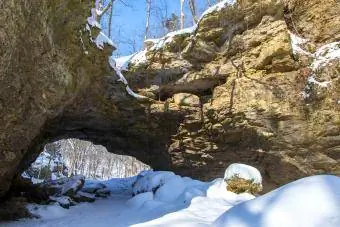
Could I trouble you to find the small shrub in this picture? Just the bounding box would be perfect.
[226,175,262,195]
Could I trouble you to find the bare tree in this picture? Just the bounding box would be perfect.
[149,0,170,37]
[108,0,117,39]
[180,0,185,29]
[145,0,152,40]
[188,0,198,24]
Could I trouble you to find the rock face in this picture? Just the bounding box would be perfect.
[0,0,339,199]
[125,0,340,190]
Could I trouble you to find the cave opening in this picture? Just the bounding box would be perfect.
[21,138,151,185]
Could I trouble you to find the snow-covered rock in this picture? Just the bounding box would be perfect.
[126,192,154,208]
[73,191,96,203]
[132,171,175,195]
[131,171,209,206]
[60,175,85,196]
[224,163,262,184]
[49,196,76,209]
[177,187,205,205]
[81,181,106,194]
[213,175,340,227]
[154,175,186,203]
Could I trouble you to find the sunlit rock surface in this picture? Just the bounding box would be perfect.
[0,0,339,200]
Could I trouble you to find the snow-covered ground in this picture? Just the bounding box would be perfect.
[213,175,340,227]
[1,166,340,227]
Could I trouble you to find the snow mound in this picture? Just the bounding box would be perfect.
[131,166,259,208]
[154,175,186,203]
[103,177,136,195]
[213,175,340,227]
[224,163,262,184]
[207,178,228,199]
[127,192,154,208]
[130,171,209,207]
[207,178,255,201]
[132,171,175,195]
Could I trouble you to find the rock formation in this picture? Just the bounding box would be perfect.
[0,0,339,200]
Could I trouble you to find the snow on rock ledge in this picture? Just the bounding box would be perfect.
[145,26,197,51]
[200,0,236,20]
[113,49,148,71]
[213,175,340,227]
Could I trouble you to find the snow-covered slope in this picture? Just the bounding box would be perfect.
[3,168,340,227]
[213,175,340,227]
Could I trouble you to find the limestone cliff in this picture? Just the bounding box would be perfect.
[0,0,339,200]
[123,0,340,189]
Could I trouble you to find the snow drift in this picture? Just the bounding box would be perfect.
[213,175,340,227]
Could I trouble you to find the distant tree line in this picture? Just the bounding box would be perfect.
[24,139,150,182]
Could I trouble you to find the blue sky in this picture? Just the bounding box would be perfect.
[101,0,215,56]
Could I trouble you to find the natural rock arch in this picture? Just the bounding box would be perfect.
[0,0,176,199]
[1,0,340,200]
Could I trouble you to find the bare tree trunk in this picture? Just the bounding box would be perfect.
[145,0,151,40]
[188,0,198,24]
[207,0,212,7]
[180,0,185,29]
[108,1,115,39]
